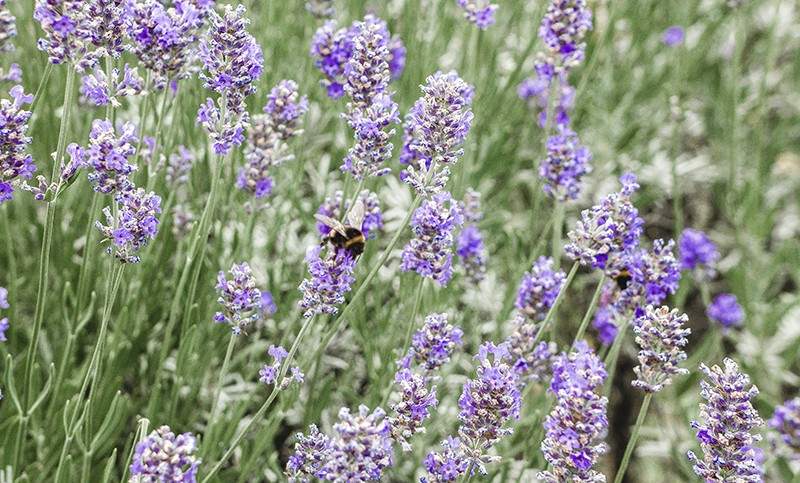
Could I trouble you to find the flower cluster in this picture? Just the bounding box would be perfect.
[316,190,383,239]
[0,0,16,52]
[68,119,138,194]
[95,188,161,263]
[566,173,643,276]
[238,80,308,200]
[130,425,200,482]
[0,86,34,204]
[679,228,719,276]
[688,359,764,481]
[166,146,194,186]
[258,345,303,389]
[515,256,565,321]
[86,0,128,59]
[389,368,438,451]
[310,16,404,99]
[456,0,498,29]
[197,5,264,155]
[398,313,464,373]
[618,238,681,312]
[287,406,394,481]
[632,305,690,393]
[213,262,263,334]
[539,341,608,482]
[518,67,575,128]
[505,313,557,386]
[127,0,207,88]
[707,293,744,329]
[0,63,21,83]
[401,192,464,286]
[401,71,474,196]
[298,245,357,318]
[34,0,95,69]
[422,437,470,482]
[536,0,593,77]
[456,189,487,284]
[457,342,521,474]
[770,397,800,457]
[0,286,8,342]
[592,285,618,345]
[540,127,592,201]
[80,64,145,107]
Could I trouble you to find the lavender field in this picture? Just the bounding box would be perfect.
[1,0,799,481]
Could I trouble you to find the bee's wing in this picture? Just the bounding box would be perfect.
[346,199,365,230]
[314,214,348,237]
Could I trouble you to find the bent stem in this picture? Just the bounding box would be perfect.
[532,261,579,346]
[572,274,605,344]
[381,276,426,407]
[613,393,652,483]
[201,314,317,482]
[603,318,631,397]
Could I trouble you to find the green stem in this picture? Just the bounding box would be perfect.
[381,277,425,407]
[532,262,579,346]
[201,314,317,482]
[603,318,630,397]
[552,202,564,267]
[612,393,653,483]
[206,333,238,442]
[572,274,605,344]
[121,418,150,483]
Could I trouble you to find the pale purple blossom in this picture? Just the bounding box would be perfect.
[95,188,161,263]
[456,0,498,30]
[298,245,357,318]
[130,426,199,482]
[632,305,690,393]
[68,119,138,194]
[0,85,35,204]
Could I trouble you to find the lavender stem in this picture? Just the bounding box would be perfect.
[613,393,652,483]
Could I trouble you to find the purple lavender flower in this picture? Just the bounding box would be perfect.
[286,425,331,481]
[707,293,744,329]
[688,359,764,481]
[127,0,206,88]
[565,173,644,276]
[540,127,592,201]
[86,0,128,59]
[515,256,566,321]
[0,0,16,52]
[679,228,719,274]
[68,119,137,194]
[506,313,558,386]
[34,1,96,69]
[456,225,486,284]
[0,63,21,83]
[537,0,593,77]
[518,69,575,128]
[238,80,308,199]
[80,64,144,107]
[259,344,303,389]
[389,368,438,451]
[0,286,7,309]
[130,425,200,482]
[388,35,406,80]
[457,342,521,474]
[662,25,685,46]
[0,85,34,204]
[632,305,690,393]
[620,238,681,310]
[401,71,474,196]
[213,262,262,334]
[0,317,7,342]
[592,293,618,346]
[770,398,800,457]
[422,436,470,482]
[95,188,161,263]
[306,0,335,18]
[401,192,464,287]
[539,341,608,482]
[399,312,464,373]
[197,5,264,156]
[166,146,194,186]
[456,0,498,30]
[298,245,357,318]
[317,405,394,481]
[316,190,383,239]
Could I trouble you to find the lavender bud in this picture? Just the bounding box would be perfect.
[401,192,464,287]
[213,262,262,334]
[456,225,487,284]
[0,317,8,342]
[539,341,608,482]
[0,85,35,204]
[707,293,744,330]
[259,345,302,389]
[506,313,557,386]
[0,0,16,52]
[95,188,161,264]
[317,405,394,481]
[286,425,331,482]
[87,0,128,59]
[399,312,464,374]
[632,305,690,393]
[687,359,764,481]
[770,398,800,458]
[0,63,22,83]
[423,436,470,482]
[389,368,438,451]
[540,127,592,201]
[316,190,383,239]
[537,0,593,77]
[68,119,137,194]
[265,80,309,141]
[591,287,618,346]
[616,238,681,313]
[679,228,719,275]
[455,0,498,30]
[515,256,565,321]
[401,71,474,197]
[565,173,643,276]
[298,245,357,318]
[130,425,200,482]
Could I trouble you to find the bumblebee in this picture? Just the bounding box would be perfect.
[613,268,632,291]
[314,199,366,257]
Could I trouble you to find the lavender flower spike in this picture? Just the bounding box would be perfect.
[539,341,608,482]
[456,189,487,284]
[285,425,331,481]
[213,262,262,335]
[537,0,593,76]
[95,188,161,264]
[679,228,719,275]
[770,398,800,458]
[399,312,464,374]
[34,1,96,70]
[632,305,690,393]
[688,358,764,481]
[197,4,264,155]
[131,425,200,482]
[298,245,357,318]
[317,405,394,481]
[423,436,470,482]
[540,127,592,201]
[401,192,464,287]
[68,119,138,194]
[389,368,438,451]
[506,313,557,386]
[707,293,744,329]
[456,0,498,30]
[401,71,474,196]
[515,256,566,321]
[0,85,35,204]
[0,0,17,52]
[457,342,520,474]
